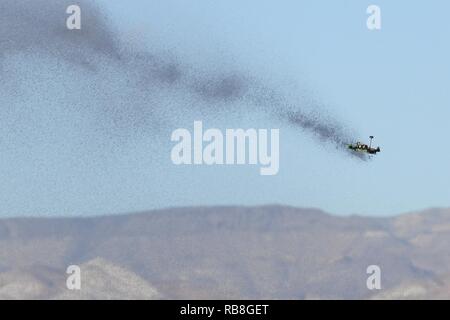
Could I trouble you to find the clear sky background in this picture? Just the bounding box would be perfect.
[1,0,449,217]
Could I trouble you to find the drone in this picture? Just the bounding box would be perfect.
[348,136,381,155]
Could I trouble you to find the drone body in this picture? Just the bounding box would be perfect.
[348,136,381,155]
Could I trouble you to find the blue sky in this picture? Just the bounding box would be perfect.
[1,0,449,217]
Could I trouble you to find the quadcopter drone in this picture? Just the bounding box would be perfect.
[348,136,381,155]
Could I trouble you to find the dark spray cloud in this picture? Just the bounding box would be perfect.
[195,74,249,102]
[0,0,120,68]
[0,0,363,159]
[282,109,366,160]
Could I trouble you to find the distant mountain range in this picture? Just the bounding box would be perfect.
[1,205,449,299]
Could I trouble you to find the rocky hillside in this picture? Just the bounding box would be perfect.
[0,206,449,299]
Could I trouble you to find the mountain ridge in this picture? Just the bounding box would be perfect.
[0,205,449,299]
